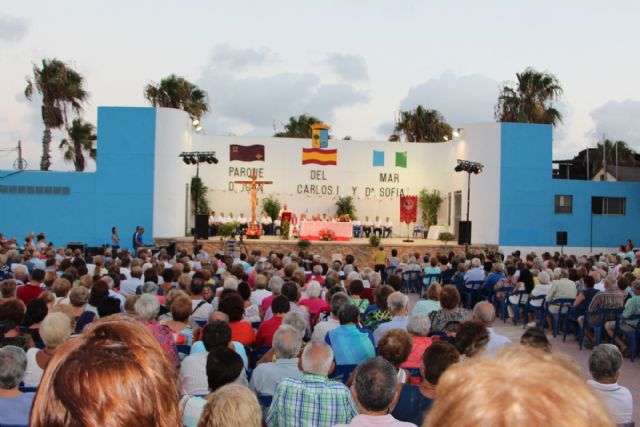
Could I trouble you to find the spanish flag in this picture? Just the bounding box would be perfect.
[302,148,337,166]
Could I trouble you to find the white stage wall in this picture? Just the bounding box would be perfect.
[153,108,193,238]
[172,122,504,244]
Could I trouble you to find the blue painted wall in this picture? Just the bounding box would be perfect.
[499,123,640,247]
[0,107,156,249]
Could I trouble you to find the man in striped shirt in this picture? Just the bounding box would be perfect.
[267,342,357,427]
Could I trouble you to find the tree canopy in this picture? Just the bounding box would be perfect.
[144,74,209,120]
[391,106,453,142]
[495,67,563,126]
[25,58,88,170]
[274,114,322,138]
[59,118,96,172]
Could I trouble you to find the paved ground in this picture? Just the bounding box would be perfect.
[407,294,640,424]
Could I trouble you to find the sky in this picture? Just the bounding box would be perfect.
[1,0,639,171]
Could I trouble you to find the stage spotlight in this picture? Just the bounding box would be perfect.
[452,129,460,138]
[195,125,203,133]
[192,119,200,127]
[443,135,449,141]
[454,164,464,172]
[182,156,191,165]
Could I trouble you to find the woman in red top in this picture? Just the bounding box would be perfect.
[219,292,255,346]
[402,313,433,370]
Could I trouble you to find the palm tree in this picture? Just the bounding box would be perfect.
[25,59,88,171]
[590,139,637,177]
[393,106,452,142]
[144,74,209,120]
[274,114,322,138]
[495,67,563,126]
[59,118,96,172]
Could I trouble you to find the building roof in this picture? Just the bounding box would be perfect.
[603,165,640,182]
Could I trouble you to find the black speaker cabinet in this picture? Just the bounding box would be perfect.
[195,215,209,239]
[556,231,568,246]
[458,221,472,245]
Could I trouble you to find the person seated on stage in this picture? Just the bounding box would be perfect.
[208,211,217,236]
[260,213,273,235]
[273,217,282,236]
[352,217,362,238]
[321,213,328,221]
[236,213,248,233]
[383,217,393,238]
[363,216,373,237]
[373,216,383,238]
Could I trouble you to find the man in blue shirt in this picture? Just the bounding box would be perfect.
[373,292,409,345]
[132,226,144,250]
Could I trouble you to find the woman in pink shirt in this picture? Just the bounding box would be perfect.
[299,281,329,316]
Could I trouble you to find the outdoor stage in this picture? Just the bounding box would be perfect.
[172,236,497,267]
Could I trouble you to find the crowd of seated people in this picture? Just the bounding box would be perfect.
[0,231,637,426]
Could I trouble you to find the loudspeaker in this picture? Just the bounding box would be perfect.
[458,221,472,245]
[195,215,209,239]
[166,242,176,257]
[556,231,568,246]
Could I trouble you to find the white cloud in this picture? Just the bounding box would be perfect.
[207,44,279,72]
[590,99,640,147]
[399,71,500,128]
[198,46,369,135]
[324,53,368,82]
[0,13,28,42]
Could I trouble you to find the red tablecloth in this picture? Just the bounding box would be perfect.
[299,221,353,241]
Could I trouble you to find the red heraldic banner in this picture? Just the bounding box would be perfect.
[230,144,265,162]
[400,196,417,224]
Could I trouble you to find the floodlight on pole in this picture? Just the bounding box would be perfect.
[454,159,484,253]
[179,151,218,220]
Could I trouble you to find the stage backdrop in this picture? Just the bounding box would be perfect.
[187,123,503,244]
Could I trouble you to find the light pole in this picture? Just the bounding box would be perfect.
[454,159,483,254]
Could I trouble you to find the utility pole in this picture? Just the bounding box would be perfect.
[13,140,27,171]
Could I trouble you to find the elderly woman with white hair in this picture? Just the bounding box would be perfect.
[0,346,34,426]
[23,312,73,387]
[401,313,433,369]
[300,281,329,316]
[135,294,179,367]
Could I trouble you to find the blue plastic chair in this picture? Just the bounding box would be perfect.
[578,307,623,350]
[562,306,582,342]
[257,394,273,408]
[462,280,485,309]
[249,345,272,368]
[251,321,261,330]
[496,287,514,323]
[402,271,421,294]
[507,290,528,324]
[330,364,358,384]
[615,314,640,362]
[176,344,191,356]
[545,298,575,337]
[195,320,207,328]
[413,225,424,238]
[19,385,37,393]
[524,295,546,328]
[422,273,441,290]
[407,367,421,379]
